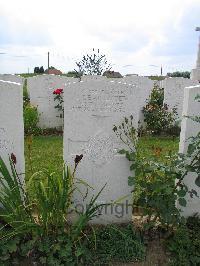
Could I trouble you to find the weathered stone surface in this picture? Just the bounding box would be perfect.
[64,77,138,224]
[163,77,199,120]
[0,79,24,179]
[179,85,200,217]
[27,75,74,129]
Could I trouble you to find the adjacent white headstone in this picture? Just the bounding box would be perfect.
[0,80,25,179]
[163,77,199,120]
[123,76,154,123]
[179,85,200,217]
[27,75,74,129]
[64,77,137,224]
[0,74,24,85]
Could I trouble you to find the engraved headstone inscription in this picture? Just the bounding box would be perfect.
[64,77,139,224]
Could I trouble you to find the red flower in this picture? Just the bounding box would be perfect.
[11,153,17,164]
[53,88,63,95]
[74,154,83,165]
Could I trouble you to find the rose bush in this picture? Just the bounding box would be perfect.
[53,88,64,119]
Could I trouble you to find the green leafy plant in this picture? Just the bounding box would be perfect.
[0,154,107,265]
[0,232,21,264]
[166,215,200,266]
[143,85,177,135]
[0,155,38,238]
[23,79,30,107]
[23,104,40,135]
[29,166,74,236]
[113,113,200,228]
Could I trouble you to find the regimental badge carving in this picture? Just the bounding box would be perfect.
[84,131,116,166]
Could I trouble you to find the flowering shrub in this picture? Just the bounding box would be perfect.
[113,114,200,228]
[143,85,177,135]
[53,88,64,119]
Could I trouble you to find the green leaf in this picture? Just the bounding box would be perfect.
[178,198,187,207]
[75,247,84,257]
[195,175,200,187]
[128,176,134,186]
[39,257,47,264]
[7,242,18,253]
[130,163,136,171]
[177,189,187,197]
[126,152,135,161]
[118,149,127,155]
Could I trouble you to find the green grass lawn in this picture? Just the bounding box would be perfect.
[25,136,63,182]
[138,135,179,159]
[25,135,179,181]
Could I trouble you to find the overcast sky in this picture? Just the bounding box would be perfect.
[0,0,200,75]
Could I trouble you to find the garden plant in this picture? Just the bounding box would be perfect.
[143,85,179,135]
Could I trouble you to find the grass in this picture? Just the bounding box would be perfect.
[25,135,179,182]
[25,136,63,182]
[88,224,146,264]
[138,135,179,159]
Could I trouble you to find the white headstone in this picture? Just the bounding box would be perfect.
[0,80,25,179]
[179,85,200,217]
[114,76,154,124]
[124,76,154,124]
[0,74,24,85]
[64,77,137,224]
[163,77,199,120]
[27,75,74,129]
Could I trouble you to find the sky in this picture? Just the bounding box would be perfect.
[0,0,200,75]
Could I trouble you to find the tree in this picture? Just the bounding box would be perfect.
[167,71,191,79]
[75,48,112,76]
[34,67,40,74]
[34,66,44,74]
[39,66,44,73]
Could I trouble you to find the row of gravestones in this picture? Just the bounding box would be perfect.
[0,77,200,223]
[27,75,200,128]
[0,74,199,129]
[27,75,154,129]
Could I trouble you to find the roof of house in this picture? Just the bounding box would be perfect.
[45,69,62,75]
